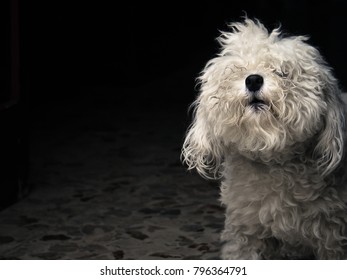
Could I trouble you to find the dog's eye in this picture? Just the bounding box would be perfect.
[273,70,289,78]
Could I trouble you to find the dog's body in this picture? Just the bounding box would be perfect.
[182,19,347,259]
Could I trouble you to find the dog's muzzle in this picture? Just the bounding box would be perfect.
[245,74,267,110]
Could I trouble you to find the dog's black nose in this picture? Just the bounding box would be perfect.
[245,74,263,92]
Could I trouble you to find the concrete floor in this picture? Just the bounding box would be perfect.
[0,71,224,260]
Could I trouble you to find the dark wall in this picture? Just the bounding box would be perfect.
[1,0,345,210]
[20,0,347,105]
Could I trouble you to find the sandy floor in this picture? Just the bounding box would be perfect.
[0,71,224,260]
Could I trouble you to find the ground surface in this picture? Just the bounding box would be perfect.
[0,71,224,260]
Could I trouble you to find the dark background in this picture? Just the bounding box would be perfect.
[1,0,347,209]
[20,1,347,102]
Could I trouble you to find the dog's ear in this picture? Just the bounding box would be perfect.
[292,38,346,175]
[181,50,227,179]
[181,100,224,179]
[313,79,345,176]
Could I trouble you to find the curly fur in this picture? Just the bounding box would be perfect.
[181,19,347,259]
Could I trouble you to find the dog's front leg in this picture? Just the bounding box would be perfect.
[220,225,266,260]
[310,214,347,260]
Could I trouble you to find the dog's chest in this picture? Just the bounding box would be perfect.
[220,158,283,219]
[220,156,326,235]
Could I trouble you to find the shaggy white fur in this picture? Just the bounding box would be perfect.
[182,18,347,259]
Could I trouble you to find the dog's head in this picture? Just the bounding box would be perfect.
[182,19,345,178]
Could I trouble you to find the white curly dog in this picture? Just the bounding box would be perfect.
[182,18,347,259]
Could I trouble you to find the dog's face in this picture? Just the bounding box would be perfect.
[182,19,344,178]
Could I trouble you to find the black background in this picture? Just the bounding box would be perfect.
[1,0,347,209]
[20,0,347,106]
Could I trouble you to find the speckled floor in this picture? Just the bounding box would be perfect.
[0,71,224,260]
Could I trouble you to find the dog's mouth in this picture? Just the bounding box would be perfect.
[248,97,268,110]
